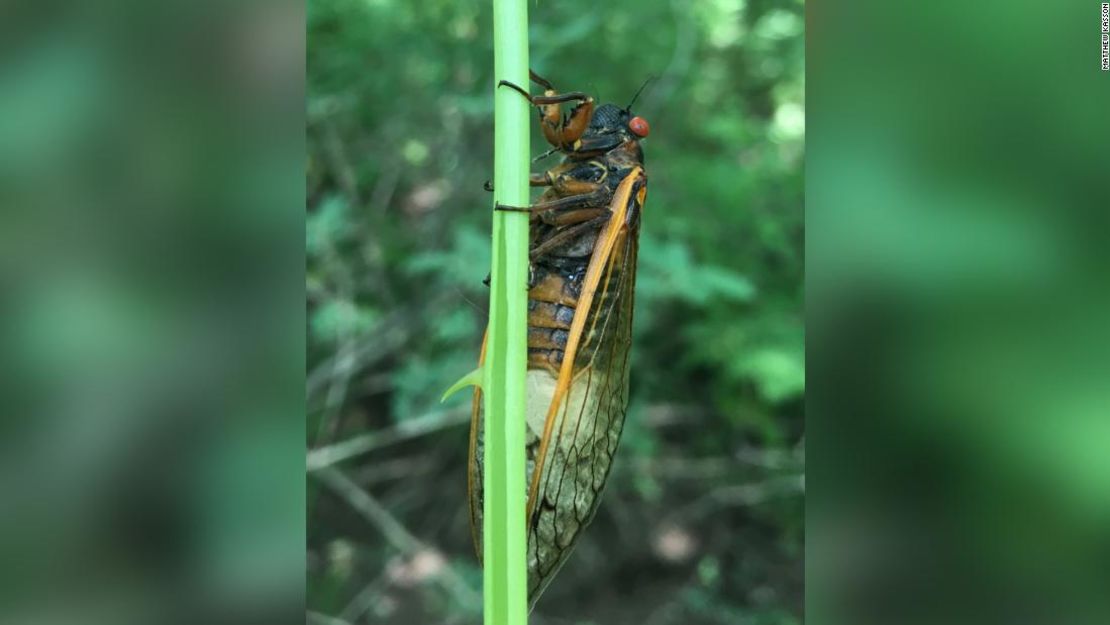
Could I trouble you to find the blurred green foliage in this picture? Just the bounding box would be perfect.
[808,2,1110,624]
[307,0,803,623]
[1,2,304,624]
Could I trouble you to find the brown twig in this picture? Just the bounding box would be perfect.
[306,408,469,471]
[312,467,481,610]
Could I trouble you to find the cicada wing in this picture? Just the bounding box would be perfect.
[468,167,646,607]
[469,334,564,567]
[468,331,564,566]
[467,332,488,562]
[525,168,646,604]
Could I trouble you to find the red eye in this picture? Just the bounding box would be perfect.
[629,116,650,137]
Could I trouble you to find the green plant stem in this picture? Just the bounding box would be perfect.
[486,0,530,623]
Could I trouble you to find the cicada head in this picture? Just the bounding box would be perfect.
[586,104,648,144]
[572,102,648,164]
[589,76,652,143]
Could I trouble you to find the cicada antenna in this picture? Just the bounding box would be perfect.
[624,75,656,112]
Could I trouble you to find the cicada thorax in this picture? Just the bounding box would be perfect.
[469,71,649,610]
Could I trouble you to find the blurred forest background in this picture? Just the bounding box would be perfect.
[307,0,804,623]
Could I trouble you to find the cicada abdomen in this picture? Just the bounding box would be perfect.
[468,70,650,609]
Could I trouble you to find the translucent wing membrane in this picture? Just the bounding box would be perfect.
[525,172,642,601]
[469,168,645,609]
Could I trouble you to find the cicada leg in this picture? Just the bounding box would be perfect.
[528,211,610,260]
[494,189,607,216]
[496,168,610,233]
[483,172,552,192]
[498,74,595,150]
[528,69,556,91]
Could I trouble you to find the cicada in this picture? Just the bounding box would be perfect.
[469,70,650,608]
